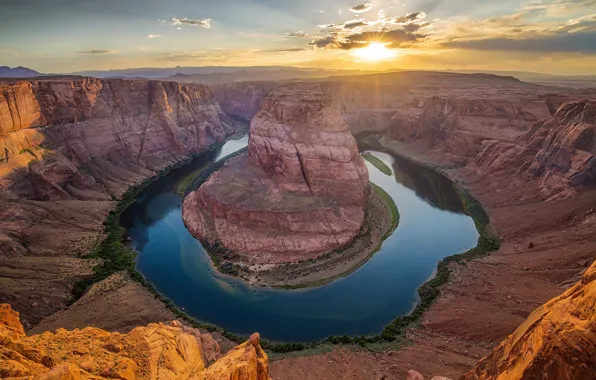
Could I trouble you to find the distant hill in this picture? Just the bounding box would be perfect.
[448,69,596,89]
[0,66,44,78]
[164,68,367,85]
[70,66,367,80]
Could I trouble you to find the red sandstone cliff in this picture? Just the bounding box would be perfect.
[0,303,270,379]
[183,83,369,264]
[473,100,596,199]
[0,78,241,199]
[0,77,245,328]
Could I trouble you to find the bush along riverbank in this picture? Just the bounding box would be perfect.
[363,153,393,176]
[70,136,242,301]
[71,132,499,355]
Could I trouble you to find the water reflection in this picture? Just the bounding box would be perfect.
[122,135,479,341]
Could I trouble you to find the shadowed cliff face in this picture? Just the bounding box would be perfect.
[0,78,241,199]
[0,303,270,380]
[461,260,596,380]
[0,77,245,328]
[210,72,559,168]
[183,83,369,263]
[473,100,596,199]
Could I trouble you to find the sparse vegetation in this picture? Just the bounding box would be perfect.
[363,153,393,176]
[20,147,39,160]
[71,132,499,354]
[371,183,399,240]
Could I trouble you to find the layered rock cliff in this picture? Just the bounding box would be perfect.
[0,77,244,327]
[461,260,596,380]
[183,83,369,264]
[0,303,270,379]
[473,100,596,199]
[0,78,240,199]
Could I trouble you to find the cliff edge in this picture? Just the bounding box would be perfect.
[0,303,270,379]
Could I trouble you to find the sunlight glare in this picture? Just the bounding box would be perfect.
[352,42,397,61]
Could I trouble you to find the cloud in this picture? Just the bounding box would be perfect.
[522,0,596,16]
[148,34,161,39]
[443,30,596,53]
[78,49,111,54]
[171,17,212,28]
[286,31,309,37]
[265,48,307,52]
[349,3,373,13]
[436,10,596,54]
[308,10,429,49]
[159,52,208,61]
[391,12,426,24]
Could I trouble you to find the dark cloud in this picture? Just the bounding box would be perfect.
[309,10,429,50]
[343,19,370,29]
[78,49,111,54]
[309,27,425,50]
[391,12,426,24]
[349,3,373,13]
[444,30,596,53]
[308,36,338,48]
[265,48,307,52]
[171,17,212,28]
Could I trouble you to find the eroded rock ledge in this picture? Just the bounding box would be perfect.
[0,303,270,379]
[183,84,369,264]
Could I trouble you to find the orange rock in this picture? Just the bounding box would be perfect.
[0,303,270,379]
[462,260,596,380]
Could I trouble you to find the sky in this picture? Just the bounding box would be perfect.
[1,0,596,74]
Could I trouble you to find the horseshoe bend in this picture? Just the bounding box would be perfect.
[182,84,371,268]
[1,68,596,379]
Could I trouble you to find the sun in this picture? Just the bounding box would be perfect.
[352,42,397,61]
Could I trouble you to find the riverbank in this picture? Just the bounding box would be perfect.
[208,182,399,289]
[271,134,596,378]
[35,132,494,357]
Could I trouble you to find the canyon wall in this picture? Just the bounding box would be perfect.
[212,73,595,198]
[462,260,596,380]
[0,303,270,379]
[0,78,245,328]
[183,83,369,264]
[0,78,241,199]
[473,100,596,199]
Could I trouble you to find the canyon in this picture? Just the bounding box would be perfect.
[0,72,595,379]
[183,84,370,266]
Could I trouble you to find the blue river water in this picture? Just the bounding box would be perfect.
[121,135,479,342]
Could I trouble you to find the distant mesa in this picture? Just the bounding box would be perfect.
[183,83,369,264]
[0,66,44,78]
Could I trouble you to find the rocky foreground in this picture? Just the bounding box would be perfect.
[0,303,270,379]
[183,84,369,264]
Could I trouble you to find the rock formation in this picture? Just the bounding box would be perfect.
[0,303,270,379]
[461,260,596,380]
[0,78,240,198]
[0,77,244,327]
[473,100,595,199]
[183,83,369,263]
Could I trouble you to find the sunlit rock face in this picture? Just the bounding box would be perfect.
[0,303,270,380]
[183,83,369,264]
[461,260,596,380]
